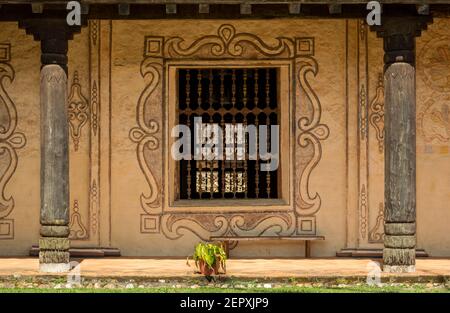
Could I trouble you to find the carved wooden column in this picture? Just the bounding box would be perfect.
[374,17,430,272]
[20,19,81,272]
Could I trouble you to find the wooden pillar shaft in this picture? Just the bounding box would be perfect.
[39,64,70,272]
[20,19,81,272]
[374,16,431,273]
[384,62,416,272]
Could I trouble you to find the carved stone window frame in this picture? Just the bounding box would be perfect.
[130,24,329,240]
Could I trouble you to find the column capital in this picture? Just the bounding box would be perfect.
[19,18,83,72]
[372,16,432,39]
[371,16,432,67]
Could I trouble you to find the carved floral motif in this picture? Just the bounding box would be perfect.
[68,71,89,151]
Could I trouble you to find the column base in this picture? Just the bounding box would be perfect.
[39,262,71,273]
[39,236,70,272]
[383,265,416,273]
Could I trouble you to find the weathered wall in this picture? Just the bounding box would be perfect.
[0,23,39,255]
[0,18,448,257]
[416,19,450,256]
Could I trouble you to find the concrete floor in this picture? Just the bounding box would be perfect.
[0,258,449,281]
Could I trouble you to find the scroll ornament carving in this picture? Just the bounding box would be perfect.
[165,24,295,59]
[368,202,385,243]
[129,60,161,213]
[68,71,89,151]
[369,73,385,153]
[0,60,26,223]
[161,212,296,241]
[295,58,330,217]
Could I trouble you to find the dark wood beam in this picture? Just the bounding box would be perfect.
[288,3,301,14]
[31,3,43,13]
[166,3,177,14]
[1,3,449,20]
[199,3,209,13]
[1,0,449,4]
[118,3,130,15]
[240,3,251,14]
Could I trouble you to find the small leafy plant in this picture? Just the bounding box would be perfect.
[189,242,227,276]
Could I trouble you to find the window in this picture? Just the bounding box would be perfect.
[177,68,279,200]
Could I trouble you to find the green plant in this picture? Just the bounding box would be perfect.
[190,242,227,275]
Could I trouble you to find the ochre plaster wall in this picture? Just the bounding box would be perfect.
[0,19,448,257]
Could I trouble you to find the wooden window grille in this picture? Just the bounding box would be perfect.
[178,68,279,200]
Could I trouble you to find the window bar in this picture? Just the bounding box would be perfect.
[220,113,226,198]
[186,70,192,199]
[232,69,236,109]
[197,70,203,198]
[197,69,202,106]
[219,69,226,197]
[254,69,260,198]
[243,115,248,199]
[186,116,192,200]
[265,70,271,198]
[266,115,271,198]
[209,69,214,106]
[220,69,224,106]
[243,69,248,106]
[243,70,249,198]
[255,116,260,198]
[232,121,237,198]
[265,69,270,108]
[209,121,215,199]
[186,70,191,108]
[231,69,237,198]
[254,69,259,106]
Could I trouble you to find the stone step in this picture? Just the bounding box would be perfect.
[336,248,429,258]
[30,246,121,258]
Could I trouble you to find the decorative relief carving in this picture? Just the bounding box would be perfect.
[90,179,98,234]
[418,95,450,144]
[419,35,450,93]
[0,44,26,239]
[368,202,384,243]
[369,73,385,153]
[295,57,330,218]
[359,20,366,41]
[359,184,367,239]
[41,72,67,85]
[164,24,295,59]
[359,84,368,140]
[129,61,162,213]
[90,20,98,46]
[161,212,296,241]
[418,23,450,144]
[91,81,98,136]
[134,24,327,241]
[0,43,11,62]
[69,200,88,240]
[68,71,89,151]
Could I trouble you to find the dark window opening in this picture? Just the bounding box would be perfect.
[177,68,279,200]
